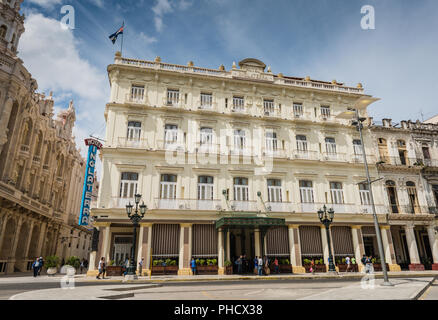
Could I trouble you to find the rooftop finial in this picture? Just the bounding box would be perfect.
[155,56,161,63]
[232,61,236,69]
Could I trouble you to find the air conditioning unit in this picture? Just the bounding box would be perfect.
[230,205,236,211]
[267,206,272,212]
[179,204,185,209]
[215,205,222,211]
[294,113,301,118]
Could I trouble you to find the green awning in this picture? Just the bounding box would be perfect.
[215,216,286,229]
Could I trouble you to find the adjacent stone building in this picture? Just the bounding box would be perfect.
[88,52,438,276]
[0,0,91,273]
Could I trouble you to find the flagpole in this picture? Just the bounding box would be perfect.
[120,21,124,56]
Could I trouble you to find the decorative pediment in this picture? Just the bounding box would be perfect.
[238,58,266,72]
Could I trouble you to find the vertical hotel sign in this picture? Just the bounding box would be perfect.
[78,138,102,226]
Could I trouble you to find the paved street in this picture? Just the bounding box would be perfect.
[1,273,436,300]
[420,279,438,300]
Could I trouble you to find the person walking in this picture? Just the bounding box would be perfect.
[123,258,130,276]
[236,255,243,274]
[257,256,263,276]
[310,259,315,274]
[190,258,197,275]
[138,258,144,276]
[365,256,373,274]
[263,256,270,275]
[32,258,40,277]
[345,256,351,272]
[37,257,44,276]
[253,256,258,275]
[274,257,279,274]
[96,257,106,279]
[80,259,85,274]
[361,254,367,273]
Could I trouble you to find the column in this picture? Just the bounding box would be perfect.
[178,223,192,275]
[218,228,224,274]
[351,226,365,272]
[23,220,35,260]
[404,224,424,271]
[102,224,111,263]
[139,223,152,276]
[254,229,261,257]
[0,215,10,253]
[427,225,438,270]
[380,226,401,271]
[320,226,329,271]
[6,217,23,273]
[288,225,305,273]
[36,222,47,257]
[226,230,230,261]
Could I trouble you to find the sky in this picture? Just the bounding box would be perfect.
[17,0,438,166]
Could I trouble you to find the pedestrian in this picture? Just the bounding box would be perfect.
[263,256,270,275]
[274,257,279,274]
[138,258,144,276]
[236,255,243,274]
[61,258,65,267]
[365,256,374,274]
[345,256,351,272]
[96,257,106,279]
[190,257,197,275]
[32,257,40,277]
[361,254,367,273]
[80,259,85,274]
[310,259,315,274]
[257,256,263,276]
[123,258,129,276]
[38,257,44,276]
[253,256,258,275]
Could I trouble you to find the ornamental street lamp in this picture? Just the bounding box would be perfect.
[317,205,337,273]
[125,194,147,279]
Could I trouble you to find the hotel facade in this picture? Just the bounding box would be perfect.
[88,52,438,275]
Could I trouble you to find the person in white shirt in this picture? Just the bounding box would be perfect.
[345,256,351,272]
[257,257,263,276]
[96,257,106,279]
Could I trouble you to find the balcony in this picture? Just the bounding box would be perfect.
[262,108,281,118]
[195,143,220,155]
[350,154,377,164]
[379,156,423,167]
[423,159,438,167]
[157,140,186,152]
[32,155,41,165]
[110,197,135,208]
[162,96,183,108]
[262,147,287,159]
[230,145,254,157]
[185,199,222,211]
[154,198,189,210]
[125,93,147,105]
[399,205,429,214]
[266,202,293,212]
[322,152,347,162]
[19,144,30,156]
[229,200,258,212]
[197,101,217,111]
[291,150,319,161]
[117,137,149,149]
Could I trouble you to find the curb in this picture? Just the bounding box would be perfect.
[412,276,436,300]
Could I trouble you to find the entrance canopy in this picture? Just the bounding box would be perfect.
[215,216,285,229]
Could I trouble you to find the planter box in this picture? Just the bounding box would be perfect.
[304,264,327,273]
[196,265,218,275]
[224,266,233,275]
[106,266,124,276]
[269,264,293,274]
[408,263,425,271]
[372,263,390,272]
[151,265,178,275]
[337,264,359,272]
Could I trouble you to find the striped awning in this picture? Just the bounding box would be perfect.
[299,226,323,256]
[362,226,377,236]
[151,224,180,257]
[192,224,218,257]
[266,226,290,256]
[332,226,354,256]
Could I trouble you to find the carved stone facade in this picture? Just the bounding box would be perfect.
[0,0,91,274]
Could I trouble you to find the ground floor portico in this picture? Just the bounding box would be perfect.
[87,211,438,276]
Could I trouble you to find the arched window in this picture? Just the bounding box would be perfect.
[0,25,7,39]
[34,131,43,157]
[385,180,399,213]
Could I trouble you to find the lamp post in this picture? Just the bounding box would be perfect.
[317,205,337,273]
[348,107,393,286]
[125,193,147,280]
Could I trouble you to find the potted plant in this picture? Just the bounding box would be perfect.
[164,259,178,275]
[279,258,292,273]
[224,260,233,275]
[45,255,60,275]
[151,259,165,275]
[65,256,81,270]
[106,259,124,276]
[197,258,218,275]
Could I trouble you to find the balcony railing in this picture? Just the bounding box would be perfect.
[291,150,319,160]
[162,97,183,108]
[117,137,149,149]
[399,205,429,214]
[229,200,258,212]
[266,202,293,212]
[157,140,186,151]
[262,148,287,158]
[110,197,135,208]
[422,159,438,167]
[379,156,423,167]
[154,198,189,210]
[125,93,147,104]
[185,199,222,211]
[197,101,217,111]
[20,144,29,154]
[32,155,41,164]
[350,154,377,164]
[322,152,347,162]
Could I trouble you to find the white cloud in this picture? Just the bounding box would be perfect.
[152,0,192,32]
[138,32,157,45]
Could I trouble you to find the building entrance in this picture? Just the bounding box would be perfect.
[229,228,255,274]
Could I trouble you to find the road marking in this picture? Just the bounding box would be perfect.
[418,280,435,300]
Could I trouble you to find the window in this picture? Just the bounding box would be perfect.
[321,106,330,117]
[200,127,213,146]
[198,176,213,200]
[167,89,179,105]
[296,135,307,152]
[127,121,141,140]
[267,179,282,202]
[232,96,244,111]
[131,85,144,102]
[406,181,419,213]
[0,25,7,39]
[359,183,371,205]
[325,137,337,154]
[200,93,212,109]
[263,99,274,115]
[119,172,138,198]
[397,140,407,165]
[233,177,249,201]
[293,103,303,117]
[353,139,363,155]
[422,144,431,160]
[378,138,389,162]
[265,131,278,151]
[299,180,314,203]
[234,129,246,150]
[164,124,178,145]
[160,174,177,199]
[385,180,399,213]
[330,182,344,204]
